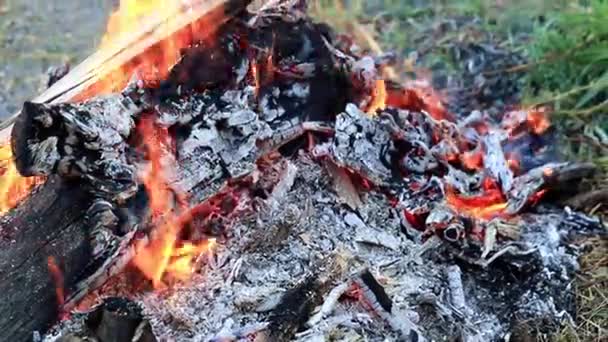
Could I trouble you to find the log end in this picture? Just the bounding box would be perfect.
[11,101,60,176]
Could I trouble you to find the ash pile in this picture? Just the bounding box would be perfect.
[19,2,604,342]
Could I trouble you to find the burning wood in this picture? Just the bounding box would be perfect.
[0,1,605,341]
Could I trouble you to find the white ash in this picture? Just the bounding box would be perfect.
[41,98,604,342]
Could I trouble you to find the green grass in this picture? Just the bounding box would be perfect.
[521,1,608,179]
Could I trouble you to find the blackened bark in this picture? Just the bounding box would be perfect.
[0,177,94,341]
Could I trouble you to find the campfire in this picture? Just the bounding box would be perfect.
[0,1,604,341]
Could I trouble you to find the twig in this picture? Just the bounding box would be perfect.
[307,282,350,327]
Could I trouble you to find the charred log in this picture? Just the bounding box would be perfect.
[0,178,94,341]
[12,94,143,201]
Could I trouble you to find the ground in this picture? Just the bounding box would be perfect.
[0,0,606,340]
[0,0,111,118]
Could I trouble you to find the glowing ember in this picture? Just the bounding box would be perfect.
[506,152,521,174]
[386,82,451,121]
[529,189,548,206]
[367,79,387,115]
[502,107,551,137]
[132,118,214,288]
[461,148,484,170]
[445,179,508,220]
[47,256,66,316]
[250,60,261,98]
[0,144,43,214]
[250,51,275,98]
[526,108,550,135]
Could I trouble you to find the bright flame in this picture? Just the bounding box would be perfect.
[132,117,214,288]
[101,0,180,47]
[95,0,183,93]
[84,0,229,99]
[367,79,387,115]
[0,144,43,214]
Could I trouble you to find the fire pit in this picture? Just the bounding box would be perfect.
[0,1,604,341]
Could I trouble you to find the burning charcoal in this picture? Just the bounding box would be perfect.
[4,3,606,342]
[425,204,465,242]
[506,162,596,214]
[260,275,320,341]
[51,298,156,342]
[444,166,482,194]
[401,141,438,174]
[65,229,141,310]
[258,253,349,342]
[307,282,350,327]
[396,176,444,229]
[324,160,363,210]
[86,199,120,261]
[355,225,402,251]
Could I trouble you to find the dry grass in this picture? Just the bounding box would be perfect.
[562,237,608,341]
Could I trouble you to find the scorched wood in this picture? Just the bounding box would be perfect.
[0,178,94,342]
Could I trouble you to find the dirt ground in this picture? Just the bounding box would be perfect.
[0,0,112,119]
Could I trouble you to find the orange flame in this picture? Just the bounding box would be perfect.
[386,84,451,121]
[95,0,182,93]
[0,144,43,214]
[80,0,227,99]
[132,118,214,288]
[367,79,387,115]
[445,179,508,220]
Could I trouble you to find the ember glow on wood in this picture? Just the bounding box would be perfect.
[0,1,605,342]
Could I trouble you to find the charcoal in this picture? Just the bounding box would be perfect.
[326,103,394,185]
[51,298,156,342]
[483,133,513,192]
[12,92,144,201]
[506,162,597,214]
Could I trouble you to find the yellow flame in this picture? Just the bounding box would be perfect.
[0,144,43,214]
[102,0,181,48]
[367,79,387,115]
[131,119,215,288]
[94,0,184,95]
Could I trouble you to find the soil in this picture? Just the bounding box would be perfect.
[0,0,112,119]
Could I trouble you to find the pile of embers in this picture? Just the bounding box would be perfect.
[15,3,602,342]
